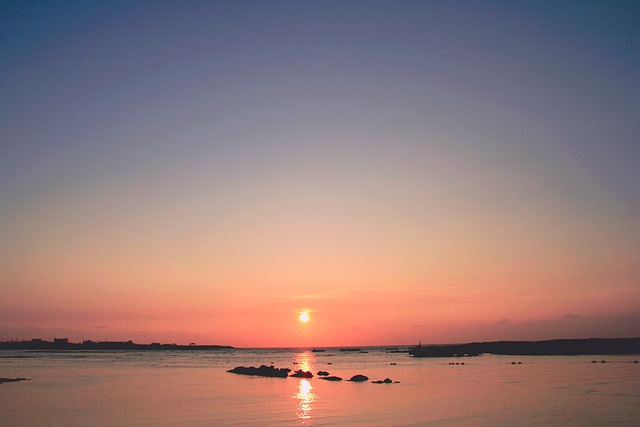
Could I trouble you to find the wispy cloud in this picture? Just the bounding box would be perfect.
[562,313,581,319]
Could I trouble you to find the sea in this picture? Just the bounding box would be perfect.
[1,347,638,426]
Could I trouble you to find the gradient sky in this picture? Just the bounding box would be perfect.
[1,1,639,347]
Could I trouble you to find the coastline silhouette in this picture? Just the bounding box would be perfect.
[0,338,232,351]
[409,337,640,357]
[1,337,639,355]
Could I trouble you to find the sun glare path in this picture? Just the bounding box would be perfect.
[295,379,315,421]
[299,311,310,323]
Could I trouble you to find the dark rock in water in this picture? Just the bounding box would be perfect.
[317,371,330,376]
[227,365,290,378]
[372,378,393,384]
[0,377,30,384]
[348,374,369,382]
[319,376,342,381]
[290,370,313,378]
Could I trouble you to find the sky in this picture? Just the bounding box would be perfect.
[1,1,639,347]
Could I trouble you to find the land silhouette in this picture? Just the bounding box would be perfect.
[409,337,640,357]
[0,338,232,351]
[1,337,638,355]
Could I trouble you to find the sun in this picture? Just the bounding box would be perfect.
[299,311,310,323]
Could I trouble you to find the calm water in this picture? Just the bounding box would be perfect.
[1,348,638,426]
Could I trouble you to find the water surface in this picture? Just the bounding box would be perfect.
[1,348,638,426]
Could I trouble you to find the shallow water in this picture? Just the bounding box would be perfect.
[1,348,638,426]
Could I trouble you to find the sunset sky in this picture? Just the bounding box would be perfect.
[1,1,639,347]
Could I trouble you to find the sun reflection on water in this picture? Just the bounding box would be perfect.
[294,379,316,422]
[294,351,313,373]
[292,352,316,423]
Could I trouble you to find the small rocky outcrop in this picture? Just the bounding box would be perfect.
[227,365,290,378]
[290,370,313,378]
[0,377,30,384]
[319,376,342,381]
[348,374,369,382]
[317,371,330,376]
[372,378,393,384]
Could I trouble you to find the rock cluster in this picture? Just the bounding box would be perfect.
[227,365,290,378]
[228,366,400,385]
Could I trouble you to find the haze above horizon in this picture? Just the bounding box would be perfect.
[1,1,639,347]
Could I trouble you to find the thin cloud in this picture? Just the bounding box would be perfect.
[562,314,581,319]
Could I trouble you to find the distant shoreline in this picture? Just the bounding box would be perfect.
[1,337,639,354]
[409,337,640,357]
[0,338,233,351]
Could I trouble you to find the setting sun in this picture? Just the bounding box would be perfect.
[299,311,310,323]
